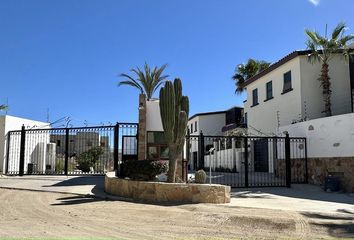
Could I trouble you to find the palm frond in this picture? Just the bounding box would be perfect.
[332,22,346,40]
[119,63,169,99]
[0,105,8,111]
[118,80,144,93]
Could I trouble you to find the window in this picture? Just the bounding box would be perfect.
[194,121,198,133]
[56,140,61,147]
[252,88,258,106]
[190,123,193,133]
[283,71,292,93]
[244,112,248,126]
[265,81,273,100]
[147,131,169,160]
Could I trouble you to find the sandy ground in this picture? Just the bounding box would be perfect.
[1,189,353,239]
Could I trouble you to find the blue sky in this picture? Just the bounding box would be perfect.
[1,0,353,126]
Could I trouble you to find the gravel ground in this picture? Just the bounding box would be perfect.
[1,188,353,239]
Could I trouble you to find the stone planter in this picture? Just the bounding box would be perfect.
[105,172,230,204]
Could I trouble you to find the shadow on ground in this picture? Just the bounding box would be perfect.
[231,184,354,205]
[43,176,105,187]
[49,181,192,207]
[302,211,354,238]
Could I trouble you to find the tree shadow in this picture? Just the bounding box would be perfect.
[311,222,354,238]
[302,211,354,238]
[302,212,354,221]
[231,184,354,205]
[51,194,103,206]
[51,184,194,207]
[43,176,104,187]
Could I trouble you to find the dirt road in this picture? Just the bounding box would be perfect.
[0,188,352,239]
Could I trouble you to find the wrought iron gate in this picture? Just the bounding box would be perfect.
[5,123,138,176]
[186,133,307,188]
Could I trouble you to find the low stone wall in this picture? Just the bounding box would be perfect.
[308,157,354,192]
[275,158,307,183]
[105,172,230,204]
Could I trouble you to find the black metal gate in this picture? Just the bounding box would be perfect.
[5,123,138,176]
[186,133,307,188]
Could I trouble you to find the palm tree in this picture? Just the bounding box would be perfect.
[118,63,169,100]
[0,104,7,111]
[232,59,270,94]
[305,22,354,116]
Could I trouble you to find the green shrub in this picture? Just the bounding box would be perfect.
[122,160,168,181]
[55,158,74,172]
[77,147,104,172]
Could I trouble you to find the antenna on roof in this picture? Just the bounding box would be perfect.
[5,98,8,115]
[325,23,328,39]
[46,108,50,123]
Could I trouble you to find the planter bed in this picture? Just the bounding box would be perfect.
[105,172,230,204]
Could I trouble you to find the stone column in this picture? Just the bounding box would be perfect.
[138,94,147,160]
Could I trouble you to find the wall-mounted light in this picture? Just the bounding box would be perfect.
[138,102,145,110]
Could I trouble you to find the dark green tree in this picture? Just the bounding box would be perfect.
[232,59,270,94]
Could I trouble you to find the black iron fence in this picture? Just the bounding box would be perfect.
[5,123,138,176]
[185,133,307,188]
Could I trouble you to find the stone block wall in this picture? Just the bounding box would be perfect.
[275,158,307,183]
[105,172,230,204]
[308,157,354,192]
[138,94,146,160]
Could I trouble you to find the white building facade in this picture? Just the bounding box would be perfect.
[243,50,353,136]
[0,115,49,173]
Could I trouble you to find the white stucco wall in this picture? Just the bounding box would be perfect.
[198,114,226,136]
[0,115,49,173]
[146,100,163,132]
[244,57,302,136]
[187,116,200,136]
[300,55,352,120]
[278,113,354,158]
[244,54,352,136]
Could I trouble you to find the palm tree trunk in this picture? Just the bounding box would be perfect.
[319,62,332,117]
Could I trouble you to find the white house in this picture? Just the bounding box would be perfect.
[0,115,49,174]
[241,49,354,191]
[188,110,226,136]
[242,50,354,136]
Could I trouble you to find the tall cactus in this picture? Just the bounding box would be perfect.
[159,78,189,182]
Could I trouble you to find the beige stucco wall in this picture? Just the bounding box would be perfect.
[244,57,302,136]
[299,55,352,120]
[146,100,164,132]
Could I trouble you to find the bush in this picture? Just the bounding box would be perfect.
[121,160,168,181]
[55,158,74,173]
[77,147,104,172]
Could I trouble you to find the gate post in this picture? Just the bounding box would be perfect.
[114,123,119,176]
[5,132,11,175]
[64,128,69,175]
[285,133,291,188]
[243,137,249,188]
[19,125,26,176]
[184,130,191,182]
[304,138,308,184]
[198,131,204,169]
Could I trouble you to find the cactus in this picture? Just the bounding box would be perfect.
[159,78,189,182]
[195,170,207,184]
